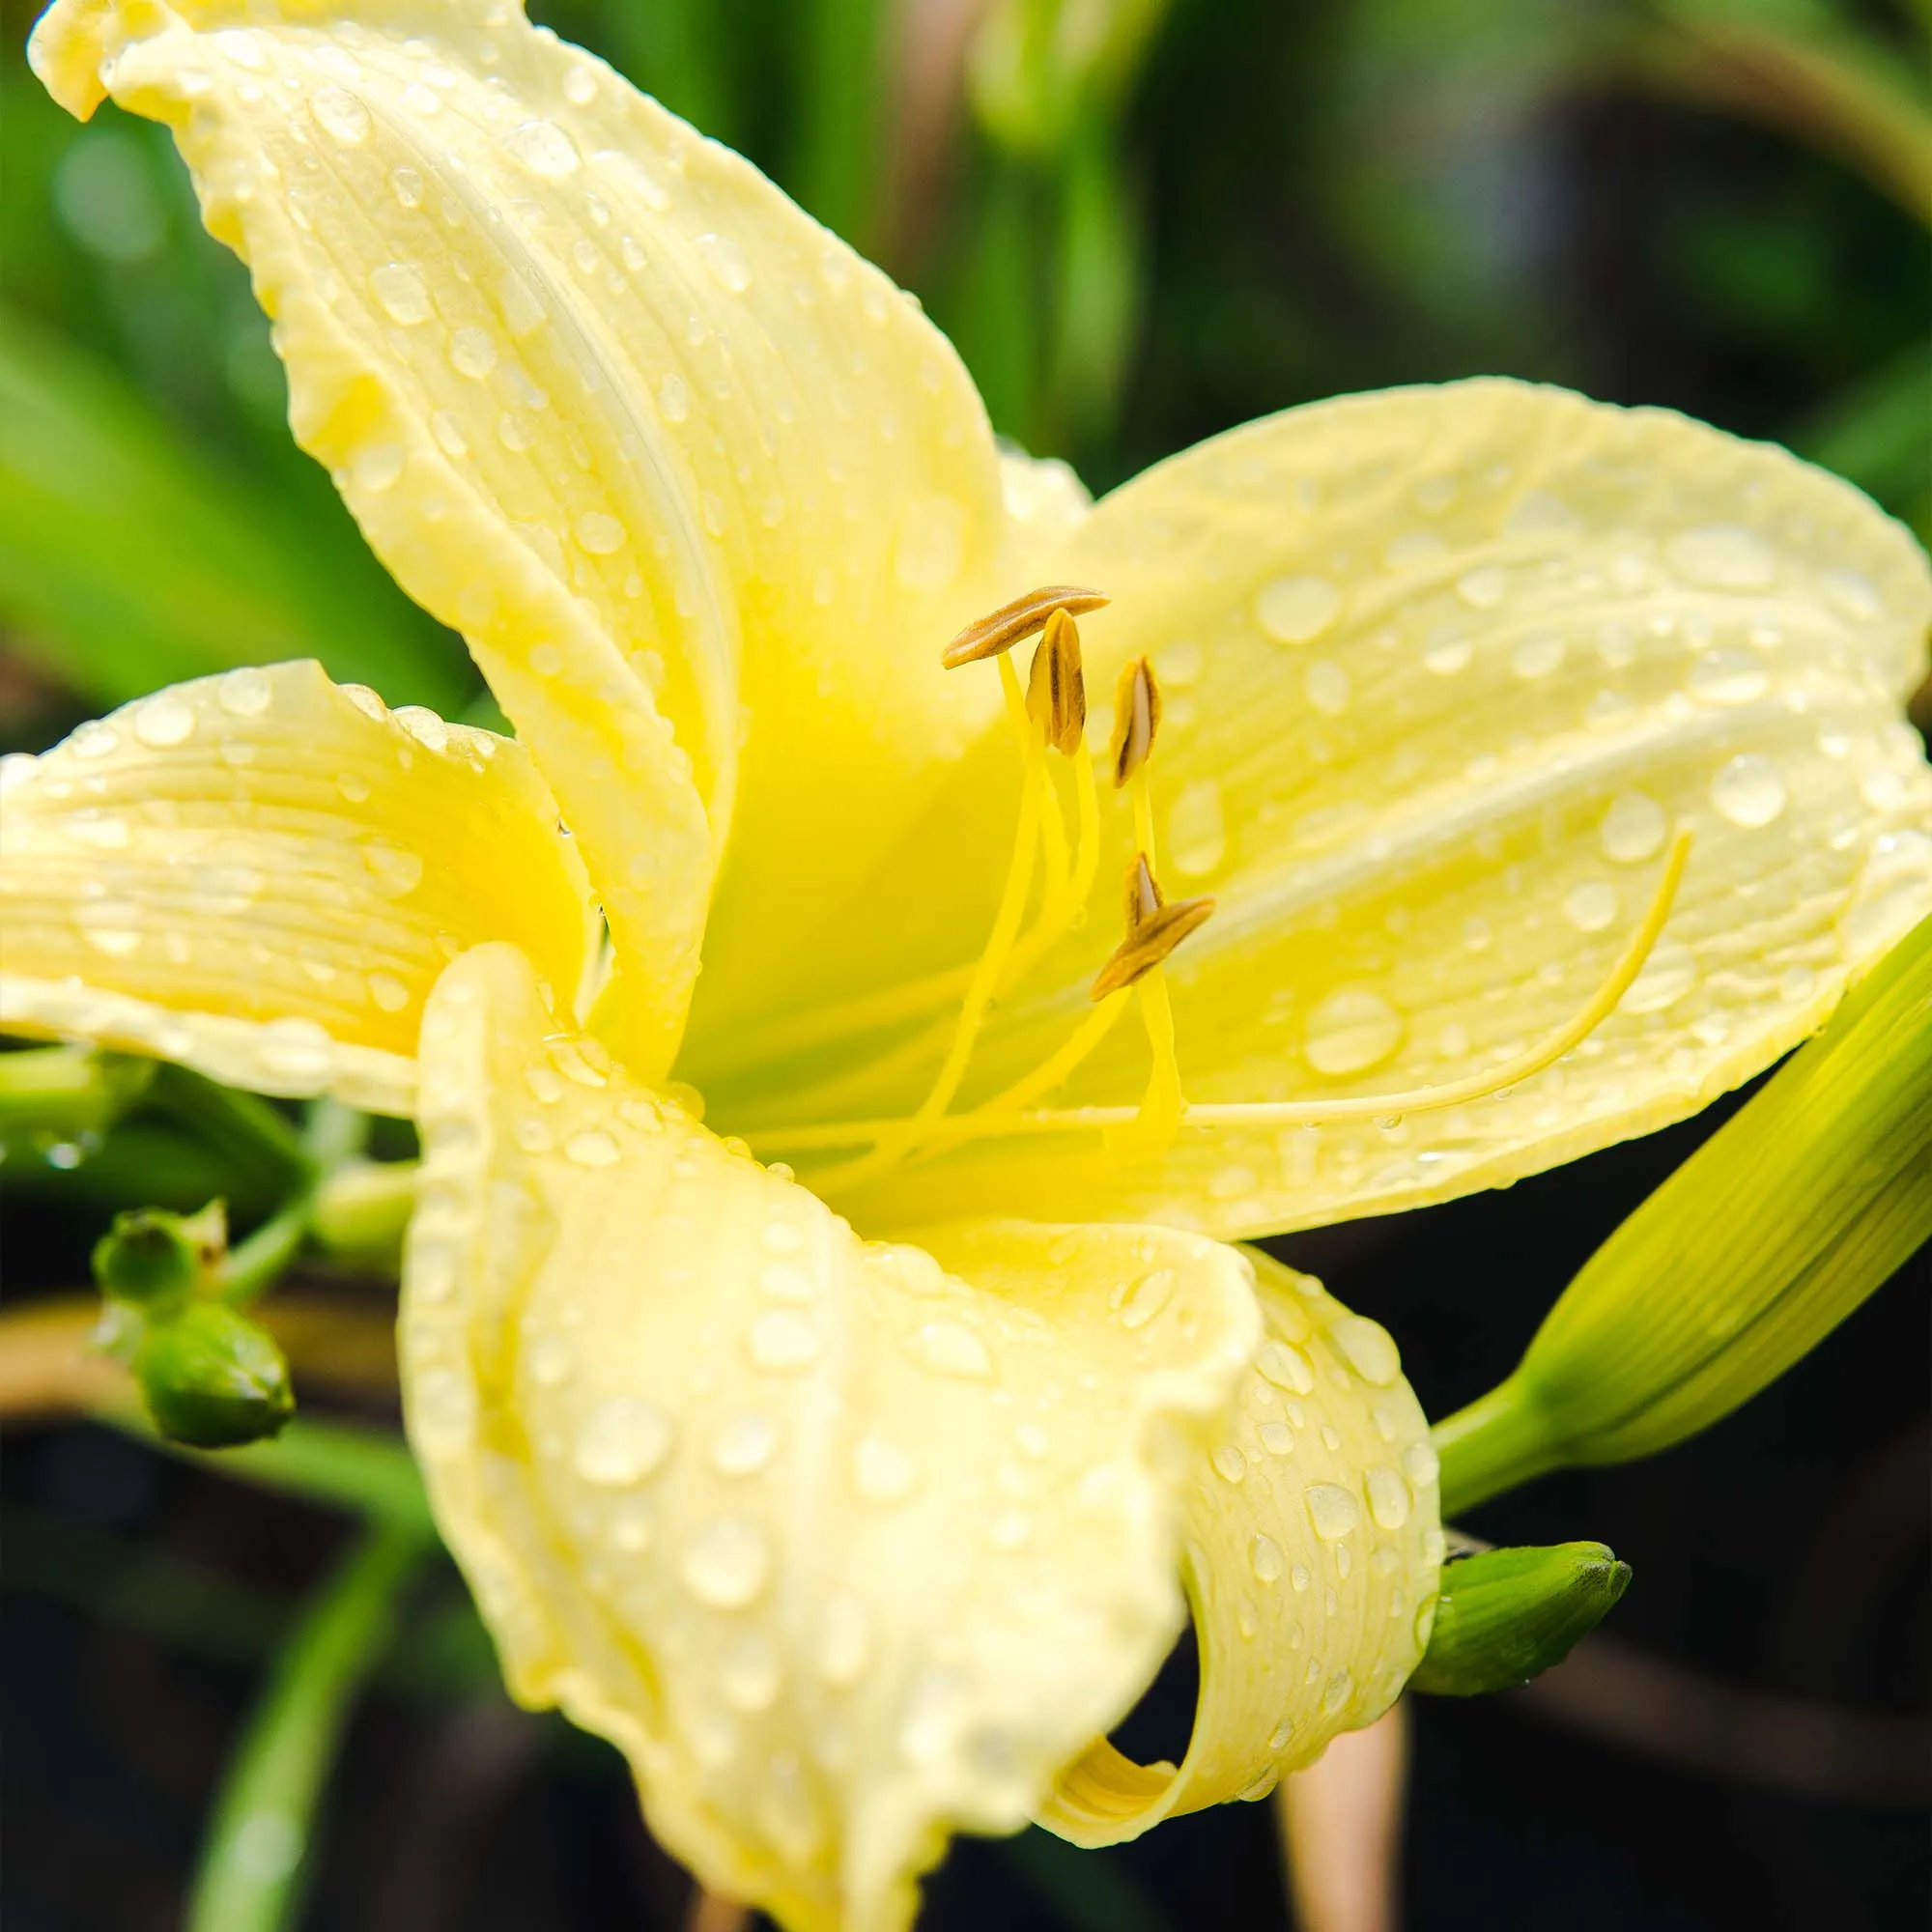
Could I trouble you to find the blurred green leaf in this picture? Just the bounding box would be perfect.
[0,306,469,712]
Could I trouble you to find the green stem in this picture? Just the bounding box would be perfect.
[219,1197,314,1305]
[308,1157,417,1268]
[1432,1378,1559,1520]
[150,1064,312,1196]
[187,1522,423,1932]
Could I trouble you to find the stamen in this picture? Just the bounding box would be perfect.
[1092,867,1214,998]
[942,584,1109,669]
[1108,657,1161,788]
[752,829,1695,1160]
[1025,609,1088,755]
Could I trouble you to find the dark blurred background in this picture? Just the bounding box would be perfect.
[2,0,1927,1927]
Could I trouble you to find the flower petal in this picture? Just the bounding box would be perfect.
[400,942,1258,1932]
[1041,1252,1441,1842]
[32,0,1022,1072]
[0,664,595,1113]
[722,382,1932,1237]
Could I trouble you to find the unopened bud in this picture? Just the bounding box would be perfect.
[92,1202,224,1310]
[1410,1542,1631,1697]
[1436,913,1932,1515]
[137,1300,294,1449]
[1108,657,1160,786]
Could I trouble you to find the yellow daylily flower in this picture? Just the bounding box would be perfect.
[14,1,1932,1926]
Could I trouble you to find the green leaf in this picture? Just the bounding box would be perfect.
[1409,1542,1631,1697]
[0,305,470,712]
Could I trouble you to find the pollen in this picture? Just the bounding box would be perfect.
[1026,609,1088,755]
[941,584,1109,669]
[1109,658,1162,787]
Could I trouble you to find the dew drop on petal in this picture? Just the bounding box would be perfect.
[1256,1339,1316,1395]
[748,1308,821,1372]
[1304,988,1403,1076]
[851,1435,918,1502]
[1710,753,1786,828]
[217,667,272,717]
[503,118,581,179]
[448,327,498,379]
[711,1412,779,1477]
[1667,525,1776,589]
[574,1398,673,1485]
[133,694,195,748]
[679,1517,770,1607]
[695,231,752,292]
[311,85,371,145]
[575,511,626,554]
[908,1320,992,1379]
[1365,1465,1411,1529]
[1599,789,1667,865]
[1305,1483,1360,1541]
[369,261,432,325]
[1563,881,1620,932]
[1255,576,1341,644]
[1331,1315,1402,1386]
[1250,1534,1285,1583]
[1402,1439,1440,1488]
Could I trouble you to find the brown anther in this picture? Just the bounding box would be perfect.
[1108,657,1161,787]
[1090,894,1215,1000]
[941,584,1109,669]
[1123,851,1163,932]
[1025,608,1088,754]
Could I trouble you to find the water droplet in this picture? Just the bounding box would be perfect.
[1256,1339,1316,1395]
[710,1412,778,1477]
[1383,528,1447,569]
[757,1259,813,1301]
[817,1594,871,1686]
[679,1517,770,1607]
[1304,1483,1360,1540]
[908,1319,992,1379]
[1304,660,1350,716]
[368,971,411,1013]
[448,327,498,379]
[362,841,424,897]
[575,511,625,554]
[562,64,598,106]
[1414,1598,1438,1647]
[1107,1267,1174,1332]
[1304,988,1403,1076]
[1457,565,1508,609]
[370,261,432,326]
[1291,1562,1311,1592]
[1563,880,1620,932]
[852,1435,918,1502]
[1331,1315,1402,1386]
[70,721,119,760]
[429,411,469,459]
[1322,1668,1352,1715]
[1422,627,1471,675]
[1365,1465,1411,1529]
[575,1398,673,1485]
[352,442,406,493]
[311,85,371,145]
[658,372,690,421]
[503,118,580,179]
[1599,789,1667,864]
[1687,649,1769,706]
[76,898,141,956]
[1256,575,1341,644]
[1620,939,1698,1013]
[256,1018,335,1084]
[1259,1421,1294,1456]
[1510,631,1565,680]
[1402,1439,1439,1488]
[719,1631,781,1712]
[389,164,423,209]
[1667,525,1775,589]
[1250,1534,1285,1583]
[695,231,752,292]
[1710,753,1786,828]
[217,667,272,717]
[1505,489,1577,535]
[132,693,195,748]
[748,1308,820,1372]
[1164,778,1226,877]
[1818,567,1880,620]
[527,1335,572,1387]
[1211,1443,1248,1485]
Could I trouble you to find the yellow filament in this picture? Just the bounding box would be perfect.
[1037,756,1071,917]
[1131,771,1157,872]
[821,654,1044,1185]
[752,829,1693,1157]
[1112,968,1185,1155]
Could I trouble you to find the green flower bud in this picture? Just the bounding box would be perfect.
[1410,1542,1631,1697]
[92,1201,225,1310]
[137,1302,294,1449]
[1436,914,1932,1516]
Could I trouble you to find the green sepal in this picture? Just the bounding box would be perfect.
[137,1302,295,1449]
[1409,1541,1631,1697]
[92,1201,225,1311]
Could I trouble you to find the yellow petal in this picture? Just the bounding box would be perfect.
[1042,1251,1440,1842]
[713,382,1932,1237]
[0,664,595,1112]
[32,0,1024,1072]
[400,942,1259,1932]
